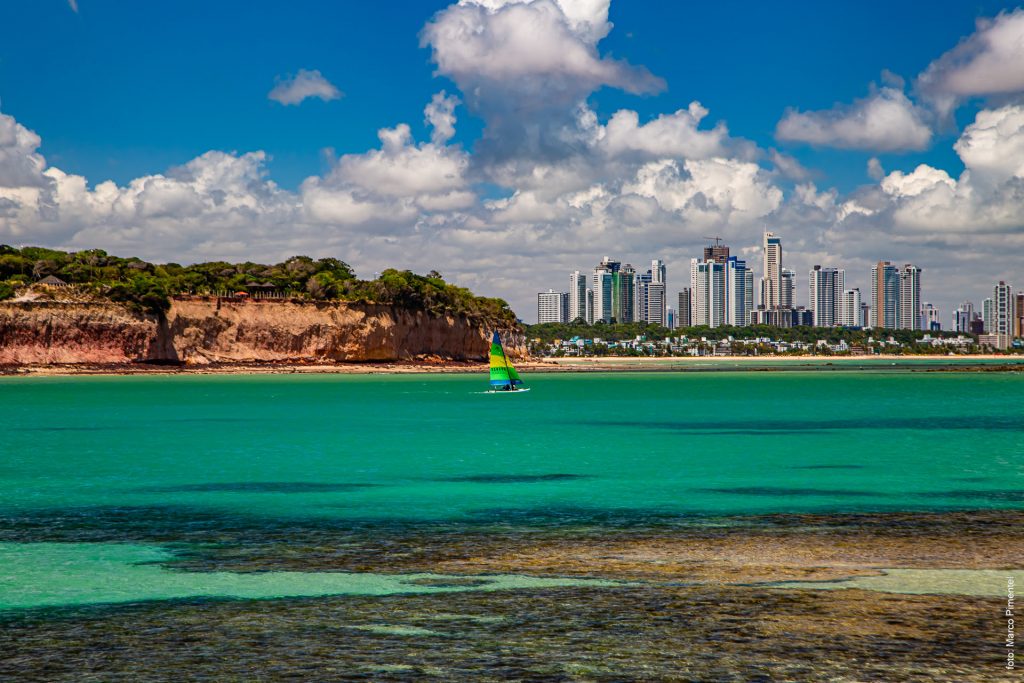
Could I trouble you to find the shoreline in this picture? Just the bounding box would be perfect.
[1,353,1023,376]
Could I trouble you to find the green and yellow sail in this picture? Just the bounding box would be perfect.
[489,332,523,389]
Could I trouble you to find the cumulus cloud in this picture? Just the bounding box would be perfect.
[5,0,1024,322]
[424,91,459,144]
[0,112,50,188]
[917,9,1024,118]
[597,102,733,160]
[776,86,932,151]
[878,105,1024,233]
[867,157,885,180]
[268,69,342,106]
[421,0,664,160]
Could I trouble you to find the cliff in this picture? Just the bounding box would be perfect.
[0,298,523,366]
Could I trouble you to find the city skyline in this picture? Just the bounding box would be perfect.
[2,2,1024,323]
[538,228,958,328]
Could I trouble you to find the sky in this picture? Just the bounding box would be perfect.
[1,0,1023,323]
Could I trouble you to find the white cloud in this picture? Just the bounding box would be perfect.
[5,0,1024,323]
[424,91,460,145]
[598,102,732,160]
[268,69,342,106]
[776,86,932,151]
[421,0,663,160]
[876,105,1024,234]
[0,112,49,188]
[67,0,78,12]
[867,157,885,181]
[917,9,1024,117]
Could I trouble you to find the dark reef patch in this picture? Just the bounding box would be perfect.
[133,482,376,494]
[919,490,1024,502]
[589,415,1022,434]
[697,487,879,498]
[791,465,866,470]
[438,474,588,484]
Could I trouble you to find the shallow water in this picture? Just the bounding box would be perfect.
[777,568,1024,597]
[1,371,1022,526]
[1,370,1022,679]
[0,542,619,610]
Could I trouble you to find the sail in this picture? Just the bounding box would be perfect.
[489,332,523,388]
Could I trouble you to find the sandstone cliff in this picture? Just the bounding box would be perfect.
[0,298,522,365]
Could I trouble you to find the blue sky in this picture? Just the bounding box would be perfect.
[1,0,1023,320]
[1,1,1009,189]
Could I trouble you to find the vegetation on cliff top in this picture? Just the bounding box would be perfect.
[0,246,516,326]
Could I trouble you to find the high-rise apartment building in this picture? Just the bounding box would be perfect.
[899,264,922,330]
[923,303,940,331]
[838,288,862,327]
[647,282,667,326]
[568,270,587,323]
[703,240,730,264]
[808,265,845,327]
[537,290,568,323]
[954,301,975,333]
[612,263,636,323]
[634,269,652,322]
[1015,292,1024,338]
[724,256,750,326]
[744,270,753,323]
[780,268,795,309]
[870,261,900,329]
[982,297,994,333]
[761,232,782,309]
[691,258,725,327]
[585,288,594,324]
[993,281,1014,337]
[592,261,614,323]
[678,288,692,328]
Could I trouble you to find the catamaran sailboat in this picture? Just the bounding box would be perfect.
[487,331,529,393]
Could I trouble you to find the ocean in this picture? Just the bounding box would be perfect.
[1,368,1022,679]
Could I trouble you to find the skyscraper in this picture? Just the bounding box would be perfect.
[983,297,994,333]
[838,288,862,327]
[744,270,754,324]
[651,259,666,285]
[1015,292,1024,338]
[568,271,587,323]
[678,288,692,328]
[808,265,845,327]
[537,290,568,323]
[761,231,782,309]
[922,303,940,331]
[993,281,1014,337]
[899,264,922,330]
[634,269,652,322]
[870,261,899,329]
[703,240,730,264]
[780,268,795,309]
[592,261,614,323]
[585,288,594,324]
[612,263,636,323]
[691,258,725,327]
[647,282,667,326]
[954,301,975,333]
[724,256,750,326]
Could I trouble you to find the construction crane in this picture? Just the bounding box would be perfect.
[703,236,725,246]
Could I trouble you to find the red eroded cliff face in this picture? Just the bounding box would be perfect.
[0,298,523,365]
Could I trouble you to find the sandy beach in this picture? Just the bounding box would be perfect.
[3,353,1022,377]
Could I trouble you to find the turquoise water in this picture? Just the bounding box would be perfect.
[1,370,1022,610]
[1,371,1022,521]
